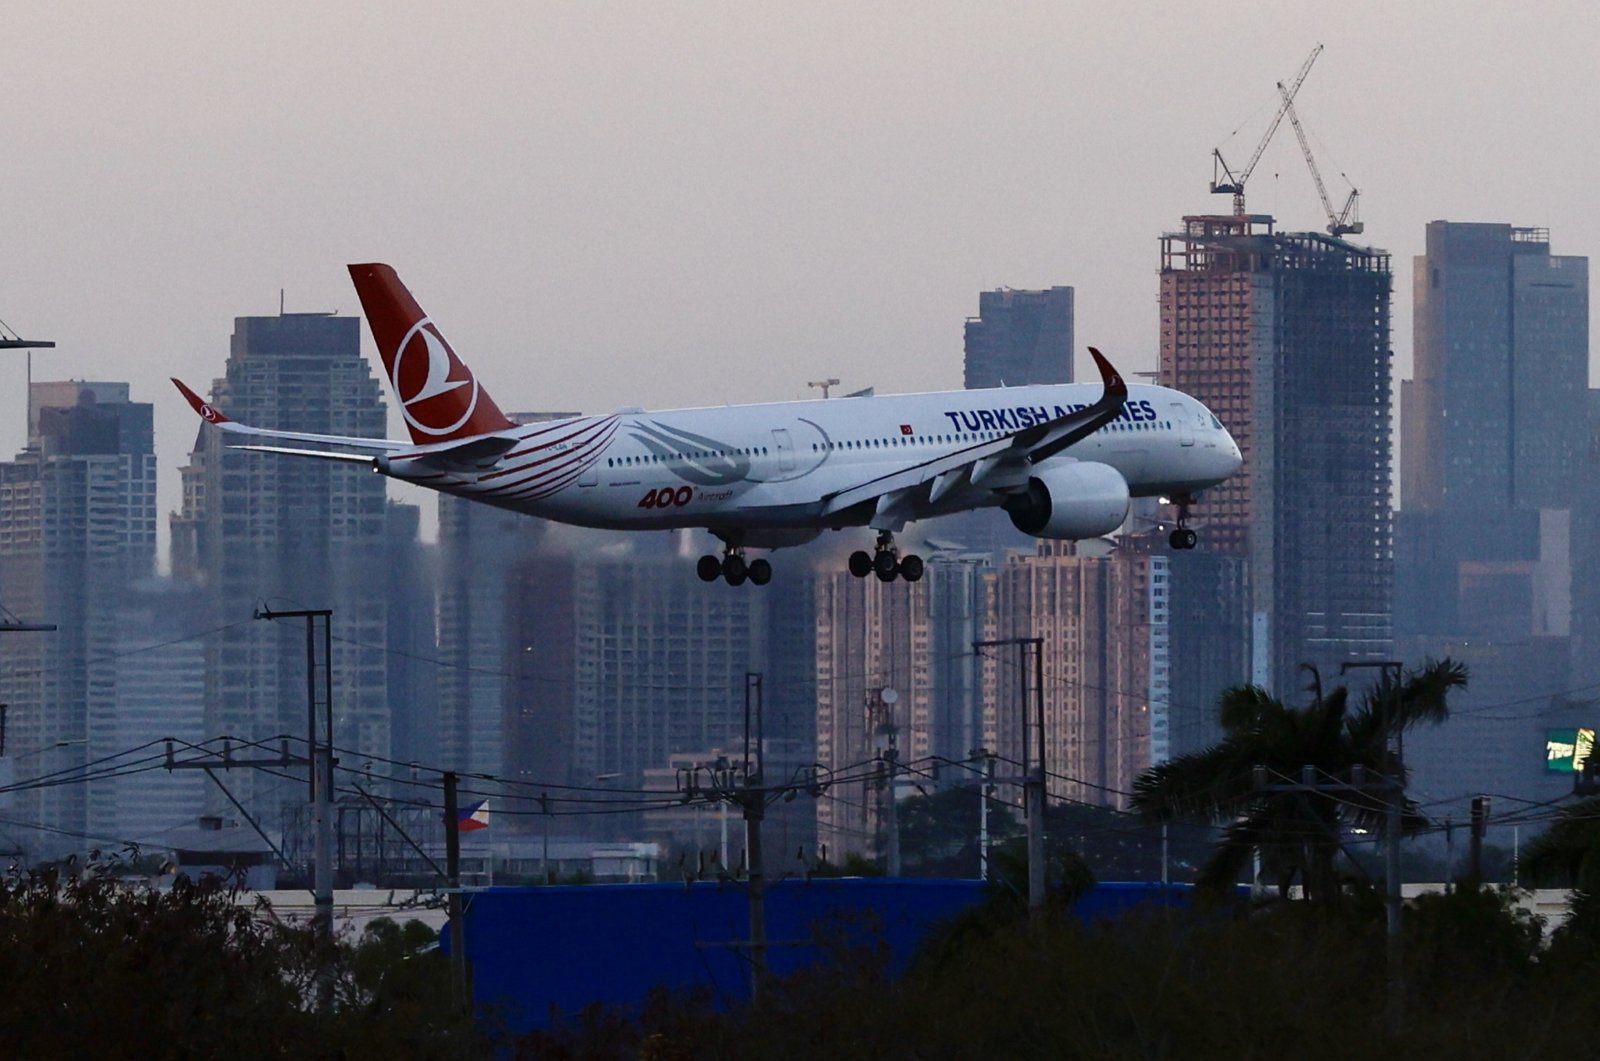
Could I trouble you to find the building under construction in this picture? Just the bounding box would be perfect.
[1160,214,1393,697]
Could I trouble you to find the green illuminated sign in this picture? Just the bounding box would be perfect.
[1546,728,1595,773]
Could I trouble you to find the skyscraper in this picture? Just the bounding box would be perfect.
[505,548,767,794]
[983,543,1160,810]
[172,313,391,826]
[432,412,573,783]
[813,552,989,859]
[1159,214,1394,695]
[963,287,1074,390]
[384,501,438,769]
[1396,222,1590,817]
[434,493,546,782]
[1403,223,1588,513]
[0,382,158,855]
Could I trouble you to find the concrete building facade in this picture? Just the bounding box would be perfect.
[1396,222,1590,818]
[982,543,1160,810]
[1159,214,1394,696]
[963,286,1074,391]
[171,313,392,827]
[813,552,989,860]
[0,382,159,855]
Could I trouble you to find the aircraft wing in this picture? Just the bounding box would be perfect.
[819,347,1129,522]
[173,378,520,465]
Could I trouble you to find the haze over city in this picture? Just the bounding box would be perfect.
[4,2,1597,540]
[9,6,1600,1049]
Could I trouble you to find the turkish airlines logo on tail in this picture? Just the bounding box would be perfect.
[391,317,481,437]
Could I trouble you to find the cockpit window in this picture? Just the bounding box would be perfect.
[1211,415,1223,429]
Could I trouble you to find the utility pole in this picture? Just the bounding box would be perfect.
[1469,796,1490,883]
[679,756,831,1003]
[742,781,768,1000]
[254,606,336,1010]
[444,770,468,1010]
[256,607,335,976]
[1027,639,1045,917]
[882,748,901,877]
[1253,754,1405,1037]
[972,748,994,882]
[1343,659,1404,1037]
[739,677,770,997]
[975,637,1047,917]
[1161,822,1169,887]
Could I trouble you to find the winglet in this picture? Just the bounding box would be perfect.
[1087,346,1128,401]
[171,378,230,424]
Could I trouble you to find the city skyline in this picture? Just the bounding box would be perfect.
[3,5,1597,553]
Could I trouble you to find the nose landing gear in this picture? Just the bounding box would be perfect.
[1168,496,1199,550]
[848,531,924,583]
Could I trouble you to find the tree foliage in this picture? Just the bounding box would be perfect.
[0,851,477,1058]
[896,784,1020,876]
[1516,794,1600,971]
[1131,659,1466,902]
[522,880,1600,1060]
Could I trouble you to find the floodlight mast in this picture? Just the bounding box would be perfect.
[1210,43,1324,217]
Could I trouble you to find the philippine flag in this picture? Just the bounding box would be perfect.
[457,799,490,832]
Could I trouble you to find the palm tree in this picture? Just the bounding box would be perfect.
[1518,796,1600,890]
[1514,792,1600,967]
[1132,659,1467,904]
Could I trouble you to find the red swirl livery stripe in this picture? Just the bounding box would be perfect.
[466,417,619,501]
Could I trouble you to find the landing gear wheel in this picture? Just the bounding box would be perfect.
[874,550,899,582]
[848,550,873,579]
[1168,495,1198,550]
[748,558,772,585]
[722,554,747,584]
[697,555,722,582]
[899,554,925,582]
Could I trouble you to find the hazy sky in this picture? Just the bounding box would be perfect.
[3,2,1597,546]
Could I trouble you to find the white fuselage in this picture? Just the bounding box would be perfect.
[382,381,1241,542]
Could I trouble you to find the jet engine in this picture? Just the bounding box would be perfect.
[1004,461,1131,541]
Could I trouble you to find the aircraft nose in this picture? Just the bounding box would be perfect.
[1223,433,1243,476]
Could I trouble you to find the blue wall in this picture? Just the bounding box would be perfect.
[453,878,1192,1032]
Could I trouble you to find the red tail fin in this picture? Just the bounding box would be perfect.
[348,263,515,443]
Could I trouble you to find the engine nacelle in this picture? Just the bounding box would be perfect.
[1005,461,1131,540]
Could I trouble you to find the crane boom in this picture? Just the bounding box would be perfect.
[1279,81,1362,236]
[1211,43,1324,216]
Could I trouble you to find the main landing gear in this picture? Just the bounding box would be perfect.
[848,531,924,583]
[1168,496,1199,551]
[697,546,772,587]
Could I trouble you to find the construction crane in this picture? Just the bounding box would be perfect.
[1278,78,1363,236]
[1210,44,1323,217]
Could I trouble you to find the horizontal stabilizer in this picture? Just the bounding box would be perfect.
[172,377,411,453]
[232,445,380,464]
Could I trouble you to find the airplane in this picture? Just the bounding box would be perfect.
[174,264,1243,587]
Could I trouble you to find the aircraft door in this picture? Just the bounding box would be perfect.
[772,429,796,472]
[1169,403,1195,447]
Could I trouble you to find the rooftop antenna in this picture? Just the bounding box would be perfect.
[807,378,841,399]
[1,314,56,437]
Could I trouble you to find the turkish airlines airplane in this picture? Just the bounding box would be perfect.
[175,264,1242,586]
